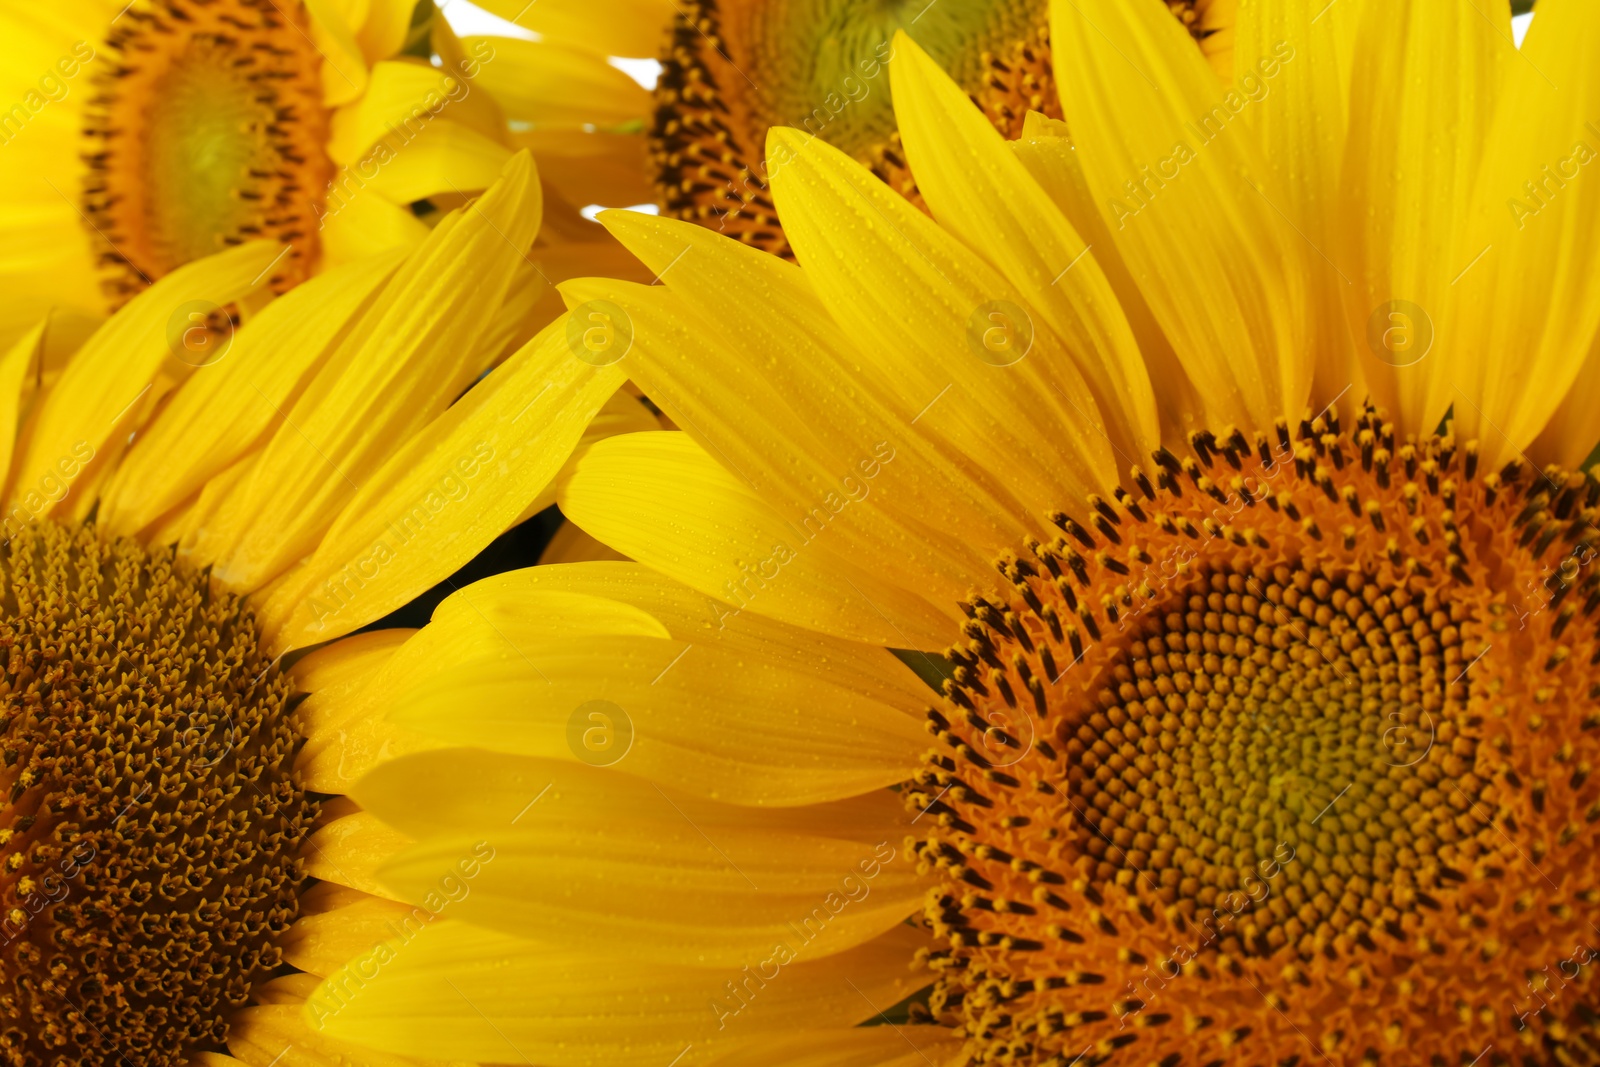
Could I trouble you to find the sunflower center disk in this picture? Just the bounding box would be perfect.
[907,410,1600,1065]
[651,0,1226,255]
[0,522,314,1067]
[651,0,1050,255]
[83,0,331,306]
[1064,559,1478,954]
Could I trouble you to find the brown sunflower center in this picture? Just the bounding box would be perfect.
[0,521,314,1067]
[651,0,1226,255]
[82,0,332,308]
[908,409,1600,1066]
[1059,557,1486,959]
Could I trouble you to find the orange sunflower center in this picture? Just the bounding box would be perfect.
[82,0,332,307]
[650,0,1225,256]
[0,521,314,1067]
[908,409,1600,1065]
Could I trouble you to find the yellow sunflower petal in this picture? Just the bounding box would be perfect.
[1048,0,1309,429]
[257,315,626,653]
[766,126,1118,504]
[1235,0,1362,408]
[303,811,413,901]
[35,307,102,392]
[281,882,427,978]
[1435,0,1600,461]
[559,259,1021,615]
[189,153,541,591]
[327,59,489,166]
[355,0,415,65]
[8,240,279,514]
[318,585,666,711]
[291,580,670,792]
[146,448,255,548]
[470,0,673,57]
[1532,332,1600,467]
[0,196,103,343]
[430,22,517,145]
[353,119,514,205]
[516,129,655,210]
[0,309,93,434]
[1340,0,1509,431]
[0,320,46,483]
[296,711,447,794]
[560,429,956,647]
[468,262,549,372]
[292,627,414,703]
[318,186,432,266]
[699,1028,965,1067]
[359,750,920,965]
[291,629,444,795]
[229,978,468,1067]
[466,37,652,127]
[309,921,929,1067]
[434,561,923,702]
[889,32,1158,461]
[373,560,927,804]
[98,249,405,538]
[402,583,671,657]
[386,638,925,806]
[1197,0,1239,82]
[1008,112,1203,440]
[513,384,662,526]
[304,0,372,107]
[254,973,327,1008]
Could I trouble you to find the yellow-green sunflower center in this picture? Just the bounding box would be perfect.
[1057,558,1486,959]
[907,411,1600,1065]
[0,521,314,1067]
[740,0,1046,159]
[652,0,1047,255]
[650,0,1227,255]
[83,0,332,307]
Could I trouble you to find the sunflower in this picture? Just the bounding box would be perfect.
[0,151,643,1065]
[465,0,1233,259]
[0,0,569,349]
[306,0,1600,1064]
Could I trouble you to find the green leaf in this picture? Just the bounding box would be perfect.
[403,0,436,58]
[893,648,954,692]
[860,980,936,1026]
